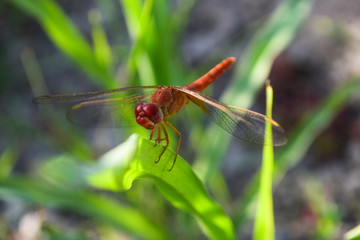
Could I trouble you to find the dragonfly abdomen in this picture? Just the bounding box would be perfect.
[183,57,236,92]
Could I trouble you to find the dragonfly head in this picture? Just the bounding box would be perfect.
[135,103,163,129]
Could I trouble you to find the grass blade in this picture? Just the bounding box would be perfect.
[253,81,275,240]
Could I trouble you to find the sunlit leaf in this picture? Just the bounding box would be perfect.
[42,134,234,240]
[91,135,235,240]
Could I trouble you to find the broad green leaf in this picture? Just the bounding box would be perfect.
[253,82,275,240]
[193,0,314,182]
[43,134,234,240]
[91,134,234,240]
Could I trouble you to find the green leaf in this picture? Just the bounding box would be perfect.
[92,134,234,240]
[253,82,275,240]
[46,134,234,240]
[193,0,314,182]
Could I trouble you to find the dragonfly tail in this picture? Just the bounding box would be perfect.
[183,57,236,92]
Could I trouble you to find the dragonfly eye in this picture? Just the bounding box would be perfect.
[135,103,144,116]
[143,104,163,123]
[135,103,163,129]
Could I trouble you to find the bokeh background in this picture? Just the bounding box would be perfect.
[1,0,360,239]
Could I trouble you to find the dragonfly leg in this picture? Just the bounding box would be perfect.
[149,125,158,147]
[156,124,171,144]
[157,124,161,143]
[150,125,167,146]
[155,124,164,144]
[165,120,181,171]
[155,121,169,163]
[149,126,156,140]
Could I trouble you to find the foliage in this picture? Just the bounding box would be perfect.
[1,0,359,239]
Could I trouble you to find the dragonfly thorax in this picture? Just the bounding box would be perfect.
[135,103,163,129]
[151,87,190,119]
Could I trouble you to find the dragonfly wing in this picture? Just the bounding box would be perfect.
[224,105,287,146]
[34,86,158,127]
[173,87,287,146]
[33,86,158,104]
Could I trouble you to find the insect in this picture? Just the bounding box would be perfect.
[33,57,287,170]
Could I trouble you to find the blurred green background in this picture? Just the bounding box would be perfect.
[1,0,360,239]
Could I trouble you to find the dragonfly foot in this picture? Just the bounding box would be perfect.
[154,152,162,163]
[167,155,177,171]
[155,145,167,163]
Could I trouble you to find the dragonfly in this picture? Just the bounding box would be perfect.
[33,57,287,171]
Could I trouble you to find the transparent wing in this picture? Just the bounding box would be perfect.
[173,87,287,146]
[33,86,159,127]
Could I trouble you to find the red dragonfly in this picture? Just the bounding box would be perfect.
[33,57,286,170]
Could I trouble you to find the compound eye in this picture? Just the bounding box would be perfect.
[143,104,159,116]
[135,103,144,116]
[143,104,163,123]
